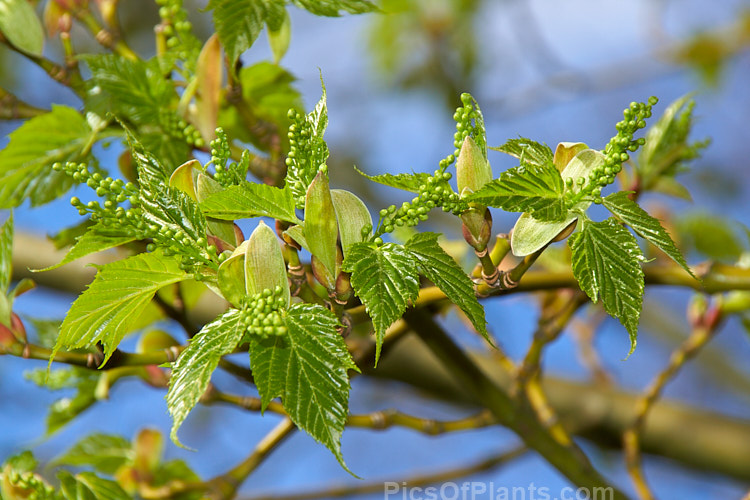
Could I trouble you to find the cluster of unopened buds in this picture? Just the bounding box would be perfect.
[241,286,289,337]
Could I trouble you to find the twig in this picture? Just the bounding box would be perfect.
[570,310,612,386]
[623,301,724,500]
[0,340,182,369]
[210,391,497,435]
[0,88,46,119]
[403,308,627,498]
[242,446,528,500]
[153,291,199,337]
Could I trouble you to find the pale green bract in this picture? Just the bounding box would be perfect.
[53,251,189,364]
[569,218,645,355]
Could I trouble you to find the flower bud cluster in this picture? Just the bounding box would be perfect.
[159,109,204,148]
[376,170,464,235]
[569,97,657,205]
[240,286,289,338]
[155,0,200,73]
[211,128,247,186]
[452,93,483,159]
[1,468,57,500]
[286,108,327,207]
[57,162,218,274]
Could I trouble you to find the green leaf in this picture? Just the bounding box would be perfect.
[52,434,134,475]
[218,62,302,151]
[0,105,93,208]
[58,471,130,500]
[637,95,707,187]
[676,212,744,262]
[267,9,291,63]
[134,147,208,245]
[167,309,244,447]
[0,0,44,55]
[569,219,645,355]
[291,0,377,16]
[491,138,553,168]
[405,232,489,342]
[286,81,329,207]
[208,0,285,66]
[603,192,694,278]
[469,162,566,221]
[54,251,188,364]
[200,181,301,224]
[342,242,420,364]
[248,303,357,470]
[47,371,99,435]
[37,223,136,272]
[0,212,11,291]
[354,166,431,193]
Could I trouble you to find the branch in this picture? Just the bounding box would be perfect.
[242,446,528,500]
[373,333,750,482]
[403,308,627,498]
[209,390,498,435]
[0,88,47,119]
[623,302,724,499]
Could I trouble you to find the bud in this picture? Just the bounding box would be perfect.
[331,189,372,258]
[461,209,492,251]
[245,222,290,307]
[304,171,339,288]
[94,0,119,29]
[456,136,492,197]
[44,1,72,37]
[194,34,221,142]
[134,428,163,474]
[137,330,179,354]
[196,173,238,246]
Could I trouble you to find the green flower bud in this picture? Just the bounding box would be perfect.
[245,221,290,308]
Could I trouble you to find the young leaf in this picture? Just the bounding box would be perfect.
[676,212,744,262]
[199,182,301,224]
[342,242,420,364]
[0,0,44,56]
[468,162,566,221]
[267,9,291,63]
[46,371,99,436]
[0,212,12,291]
[37,223,136,272]
[405,232,489,342]
[52,434,134,475]
[54,251,188,364]
[248,303,357,471]
[286,81,329,207]
[134,147,208,245]
[58,470,130,500]
[291,0,377,16]
[569,219,645,354]
[491,138,553,168]
[207,0,286,67]
[353,166,431,194]
[0,105,93,208]
[603,192,695,278]
[167,309,244,447]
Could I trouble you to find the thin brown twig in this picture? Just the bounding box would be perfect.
[210,390,497,435]
[242,445,528,500]
[623,302,724,500]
